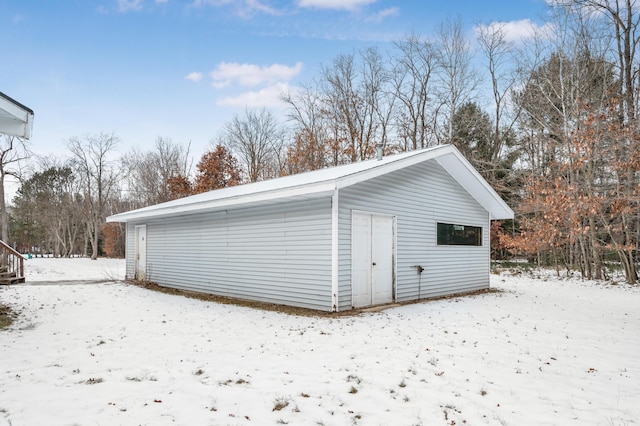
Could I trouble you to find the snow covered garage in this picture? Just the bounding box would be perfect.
[107,144,513,312]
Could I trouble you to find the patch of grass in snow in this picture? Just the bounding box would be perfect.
[442,403,463,422]
[125,375,157,382]
[272,397,289,411]
[219,377,250,386]
[348,385,358,394]
[0,304,16,330]
[85,377,104,385]
[346,374,361,384]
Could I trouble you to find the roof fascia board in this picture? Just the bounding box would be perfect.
[0,91,34,115]
[0,93,34,139]
[107,181,336,222]
[0,97,30,122]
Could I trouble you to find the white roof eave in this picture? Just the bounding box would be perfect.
[107,144,515,223]
[107,181,337,223]
[0,92,34,140]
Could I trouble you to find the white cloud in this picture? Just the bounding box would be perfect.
[217,82,292,107]
[296,0,377,11]
[192,0,232,6]
[365,7,398,23]
[185,72,203,82]
[210,62,303,88]
[245,0,282,15]
[475,19,555,43]
[192,0,283,16]
[117,0,144,12]
[156,0,169,3]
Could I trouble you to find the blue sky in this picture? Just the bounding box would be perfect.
[1,0,551,160]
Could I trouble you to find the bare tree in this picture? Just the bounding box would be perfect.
[221,108,284,182]
[562,0,639,123]
[391,33,439,150]
[123,137,191,207]
[476,23,521,170]
[320,48,393,162]
[435,16,482,143]
[362,47,395,152]
[281,82,332,170]
[67,132,120,260]
[0,135,30,243]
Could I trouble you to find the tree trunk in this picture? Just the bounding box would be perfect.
[588,217,602,280]
[91,217,99,260]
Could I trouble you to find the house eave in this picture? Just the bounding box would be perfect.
[107,144,514,223]
[107,182,336,223]
[0,91,34,140]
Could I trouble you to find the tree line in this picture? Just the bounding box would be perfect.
[4,0,639,284]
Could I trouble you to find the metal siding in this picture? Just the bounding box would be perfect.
[125,222,136,280]
[337,159,490,310]
[130,198,333,311]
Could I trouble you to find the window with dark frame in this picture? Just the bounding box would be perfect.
[437,223,482,246]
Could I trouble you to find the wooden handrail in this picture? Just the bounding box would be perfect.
[0,240,24,259]
[0,240,25,281]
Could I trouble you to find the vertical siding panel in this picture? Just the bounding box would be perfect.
[129,198,333,311]
[337,159,490,310]
[125,222,136,280]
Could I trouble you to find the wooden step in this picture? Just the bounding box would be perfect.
[0,270,24,285]
[0,276,24,285]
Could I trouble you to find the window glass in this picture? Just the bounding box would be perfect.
[437,223,482,246]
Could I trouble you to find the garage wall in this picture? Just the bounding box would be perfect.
[127,197,334,311]
[337,159,490,310]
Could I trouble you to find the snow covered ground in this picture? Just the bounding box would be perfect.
[23,256,126,283]
[0,258,638,425]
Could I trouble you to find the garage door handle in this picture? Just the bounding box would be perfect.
[372,262,376,266]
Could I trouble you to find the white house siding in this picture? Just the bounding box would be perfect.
[337,159,490,311]
[125,198,334,311]
[125,222,136,280]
